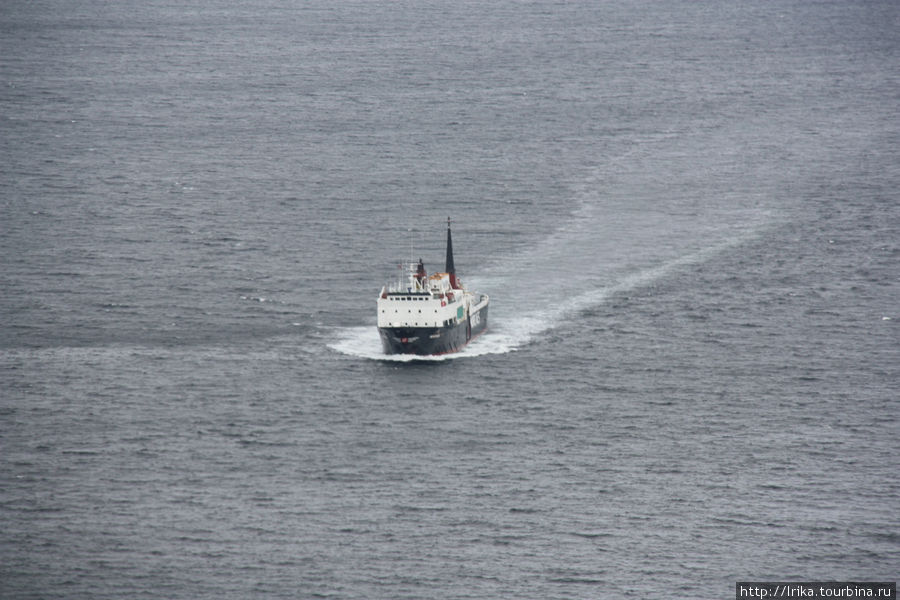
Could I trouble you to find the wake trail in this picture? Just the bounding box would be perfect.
[329,136,777,360]
[326,227,764,361]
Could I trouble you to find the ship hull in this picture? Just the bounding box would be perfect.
[378,304,488,356]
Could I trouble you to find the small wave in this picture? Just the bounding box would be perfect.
[547,577,606,585]
[569,531,613,539]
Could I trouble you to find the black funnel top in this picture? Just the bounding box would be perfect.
[445,217,455,276]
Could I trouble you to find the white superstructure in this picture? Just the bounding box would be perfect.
[377,262,487,330]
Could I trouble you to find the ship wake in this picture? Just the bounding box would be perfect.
[329,156,775,360]
[327,227,763,361]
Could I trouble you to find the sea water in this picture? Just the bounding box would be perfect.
[2,1,898,598]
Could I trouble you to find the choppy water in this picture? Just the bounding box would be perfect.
[2,1,898,598]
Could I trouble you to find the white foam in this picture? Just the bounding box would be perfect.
[326,324,520,361]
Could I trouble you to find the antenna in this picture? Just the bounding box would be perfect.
[407,227,413,267]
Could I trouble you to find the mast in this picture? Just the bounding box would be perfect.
[445,217,458,288]
[415,258,427,288]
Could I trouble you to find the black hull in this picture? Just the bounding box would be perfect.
[379,305,488,356]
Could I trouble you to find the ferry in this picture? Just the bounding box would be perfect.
[376,219,489,355]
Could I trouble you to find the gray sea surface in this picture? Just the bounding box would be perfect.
[2,0,898,598]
